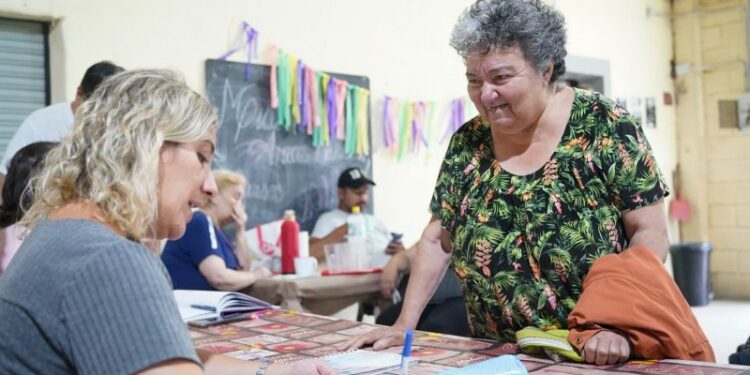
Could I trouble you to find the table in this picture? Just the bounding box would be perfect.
[190,309,750,374]
[243,273,385,315]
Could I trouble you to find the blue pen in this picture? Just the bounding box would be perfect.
[190,304,216,312]
[401,329,413,375]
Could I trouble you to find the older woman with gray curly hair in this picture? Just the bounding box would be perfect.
[347,0,669,366]
[0,70,333,375]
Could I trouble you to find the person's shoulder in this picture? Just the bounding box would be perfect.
[316,209,344,223]
[365,213,387,227]
[22,103,73,125]
[41,220,155,264]
[21,220,163,289]
[312,209,347,233]
[78,225,157,266]
[74,232,166,290]
[570,89,636,133]
[450,116,489,146]
[183,211,212,233]
[189,210,209,224]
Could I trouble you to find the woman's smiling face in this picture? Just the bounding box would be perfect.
[465,46,552,136]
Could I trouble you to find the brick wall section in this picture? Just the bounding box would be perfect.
[674,0,750,298]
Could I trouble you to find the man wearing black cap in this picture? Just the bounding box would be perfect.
[309,167,404,266]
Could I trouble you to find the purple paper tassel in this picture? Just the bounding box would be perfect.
[327,78,337,140]
[442,98,464,143]
[244,25,258,81]
[217,22,259,82]
[382,97,392,147]
[296,60,305,133]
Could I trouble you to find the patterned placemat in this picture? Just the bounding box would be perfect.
[190,309,750,374]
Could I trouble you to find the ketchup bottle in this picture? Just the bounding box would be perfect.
[280,210,300,274]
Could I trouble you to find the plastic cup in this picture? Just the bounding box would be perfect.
[324,241,370,273]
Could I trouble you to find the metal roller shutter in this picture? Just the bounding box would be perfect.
[0,18,49,157]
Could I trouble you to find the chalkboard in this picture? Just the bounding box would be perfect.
[205,59,372,232]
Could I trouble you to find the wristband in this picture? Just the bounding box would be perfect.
[256,359,271,375]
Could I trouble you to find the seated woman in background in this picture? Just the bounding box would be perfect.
[0,70,332,374]
[0,141,56,276]
[162,169,271,291]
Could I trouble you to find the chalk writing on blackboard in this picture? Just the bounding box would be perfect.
[205,59,372,231]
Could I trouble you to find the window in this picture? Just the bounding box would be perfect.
[0,18,49,156]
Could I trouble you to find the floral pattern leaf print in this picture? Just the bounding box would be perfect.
[430,89,668,342]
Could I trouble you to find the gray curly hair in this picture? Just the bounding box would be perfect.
[22,69,218,241]
[450,0,567,83]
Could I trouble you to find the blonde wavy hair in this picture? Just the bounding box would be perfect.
[21,69,218,241]
[204,169,247,209]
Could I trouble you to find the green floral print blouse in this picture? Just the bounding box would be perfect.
[429,89,669,342]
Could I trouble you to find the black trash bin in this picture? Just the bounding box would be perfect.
[670,242,712,307]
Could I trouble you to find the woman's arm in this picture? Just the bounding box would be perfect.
[232,229,252,271]
[230,203,252,270]
[138,350,334,375]
[309,224,348,260]
[137,358,202,375]
[379,244,412,298]
[198,255,270,291]
[344,217,452,350]
[622,199,669,262]
[396,218,452,329]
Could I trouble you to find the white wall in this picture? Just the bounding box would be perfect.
[1,0,677,244]
[556,0,679,241]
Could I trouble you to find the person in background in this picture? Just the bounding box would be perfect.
[345,0,669,366]
[0,70,332,374]
[309,167,403,267]
[162,169,271,291]
[0,141,56,276]
[0,61,124,191]
[376,246,469,336]
[730,337,750,365]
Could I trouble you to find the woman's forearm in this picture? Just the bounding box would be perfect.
[199,256,259,291]
[199,349,261,375]
[233,231,252,270]
[395,220,451,329]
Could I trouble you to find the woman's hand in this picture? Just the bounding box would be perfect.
[385,240,405,255]
[340,325,407,351]
[380,261,399,298]
[231,202,247,229]
[252,266,272,280]
[581,330,630,366]
[267,358,337,375]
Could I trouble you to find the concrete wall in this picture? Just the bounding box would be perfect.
[674,0,750,298]
[1,0,677,247]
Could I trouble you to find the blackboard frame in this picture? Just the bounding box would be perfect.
[204,59,373,232]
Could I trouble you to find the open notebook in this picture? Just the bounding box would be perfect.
[174,290,273,322]
[322,350,417,375]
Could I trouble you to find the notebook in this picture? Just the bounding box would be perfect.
[321,350,417,375]
[173,289,273,322]
[438,355,528,375]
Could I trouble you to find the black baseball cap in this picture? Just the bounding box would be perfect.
[337,167,375,188]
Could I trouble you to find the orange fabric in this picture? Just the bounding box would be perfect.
[567,247,715,362]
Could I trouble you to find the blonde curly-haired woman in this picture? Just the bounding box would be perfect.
[0,70,333,375]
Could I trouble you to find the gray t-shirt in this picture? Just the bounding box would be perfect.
[0,219,200,374]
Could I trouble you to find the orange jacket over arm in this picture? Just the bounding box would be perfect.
[567,246,715,362]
